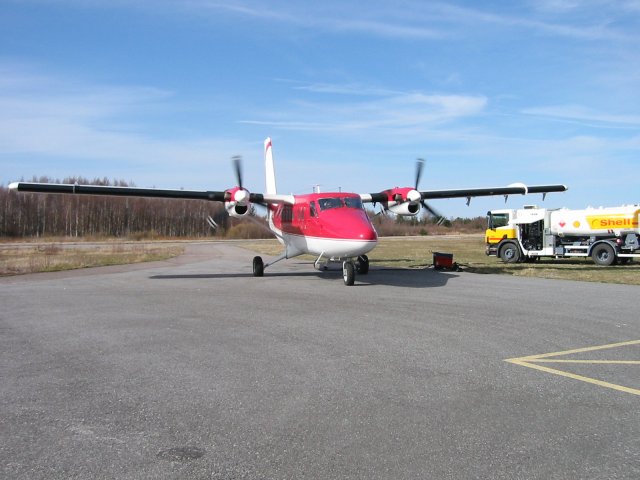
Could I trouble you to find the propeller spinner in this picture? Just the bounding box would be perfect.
[224,155,253,217]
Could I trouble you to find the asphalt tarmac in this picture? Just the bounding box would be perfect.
[1,242,639,479]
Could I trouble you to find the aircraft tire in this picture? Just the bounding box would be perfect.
[343,261,355,286]
[253,256,264,277]
[356,255,369,274]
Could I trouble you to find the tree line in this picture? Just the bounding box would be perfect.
[0,177,272,239]
[0,177,486,239]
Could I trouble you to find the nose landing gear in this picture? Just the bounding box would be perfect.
[342,260,355,286]
[342,255,369,285]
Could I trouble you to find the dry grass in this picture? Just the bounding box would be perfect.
[238,235,640,285]
[3,236,638,285]
[0,242,184,276]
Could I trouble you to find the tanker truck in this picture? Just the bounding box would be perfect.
[486,205,640,265]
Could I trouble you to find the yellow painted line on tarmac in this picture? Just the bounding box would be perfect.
[513,339,640,360]
[506,340,640,397]
[532,359,640,365]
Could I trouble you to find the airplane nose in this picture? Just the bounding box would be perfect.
[320,208,378,245]
[346,213,378,245]
[358,223,378,241]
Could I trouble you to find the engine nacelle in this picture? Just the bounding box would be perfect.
[388,202,421,216]
[224,187,251,217]
[381,187,422,216]
[225,201,251,217]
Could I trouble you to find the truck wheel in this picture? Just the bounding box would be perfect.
[591,243,616,266]
[499,242,521,263]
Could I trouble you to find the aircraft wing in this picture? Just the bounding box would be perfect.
[9,182,229,201]
[8,181,297,207]
[420,184,568,200]
[361,184,567,204]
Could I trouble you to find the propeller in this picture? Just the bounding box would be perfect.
[230,155,251,204]
[229,155,266,207]
[414,158,447,225]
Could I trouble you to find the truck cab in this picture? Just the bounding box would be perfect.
[485,209,516,256]
[486,206,558,262]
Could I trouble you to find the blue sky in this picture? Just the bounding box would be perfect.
[1,0,639,218]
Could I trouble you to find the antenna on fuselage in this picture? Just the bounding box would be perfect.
[313,184,321,194]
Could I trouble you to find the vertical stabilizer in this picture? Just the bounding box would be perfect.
[264,137,277,195]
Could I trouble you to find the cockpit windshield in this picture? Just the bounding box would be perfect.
[344,197,363,209]
[318,197,363,211]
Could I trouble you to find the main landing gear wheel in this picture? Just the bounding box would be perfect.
[356,255,369,274]
[252,256,264,277]
[342,261,355,286]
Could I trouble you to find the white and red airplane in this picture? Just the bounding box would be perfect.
[9,137,567,285]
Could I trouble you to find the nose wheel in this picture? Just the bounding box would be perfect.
[252,256,264,277]
[342,261,355,286]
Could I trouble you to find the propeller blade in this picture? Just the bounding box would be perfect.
[232,155,243,189]
[421,200,446,225]
[376,206,387,217]
[206,215,218,230]
[415,158,425,190]
[415,158,447,225]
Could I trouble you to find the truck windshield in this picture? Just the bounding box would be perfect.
[488,213,509,229]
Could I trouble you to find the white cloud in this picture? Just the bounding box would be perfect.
[185,1,637,42]
[240,82,487,136]
[9,0,637,43]
[0,64,258,188]
[522,105,640,127]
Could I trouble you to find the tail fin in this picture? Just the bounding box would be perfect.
[264,137,277,195]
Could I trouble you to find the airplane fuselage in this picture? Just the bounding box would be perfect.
[269,192,378,259]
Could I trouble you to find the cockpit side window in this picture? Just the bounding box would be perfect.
[309,201,317,218]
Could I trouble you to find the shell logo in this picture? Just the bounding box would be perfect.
[573,221,581,228]
[586,214,637,229]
